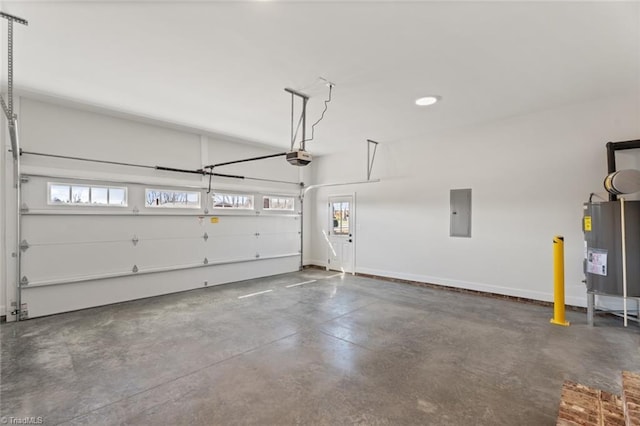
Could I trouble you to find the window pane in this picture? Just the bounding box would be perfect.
[186,192,200,207]
[147,190,161,206]
[91,187,108,205]
[50,185,70,204]
[243,196,253,209]
[109,188,127,206]
[213,193,253,209]
[70,186,90,204]
[49,183,127,207]
[263,196,295,211]
[282,198,294,210]
[332,202,350,235]
[146,189,200,208]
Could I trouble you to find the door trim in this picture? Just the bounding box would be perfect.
[327,193,356,275]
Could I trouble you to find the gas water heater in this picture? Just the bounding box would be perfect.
[583,200,640,297]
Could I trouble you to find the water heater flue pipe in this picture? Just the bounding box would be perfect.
[606,139,640,201]
[604,169,640,196]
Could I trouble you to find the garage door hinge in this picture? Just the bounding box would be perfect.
[203,257,209,265]
[203,233,209,242]
[10,302,28,320]
[204,208,209,214]
[20,203,28,213]
[255,253,260,258]
[20,175,29,183]
[19,239,29,252]
[132,207,139,215]
[20,276,29,286]
[131,236,139,246]
[132,265,138,273]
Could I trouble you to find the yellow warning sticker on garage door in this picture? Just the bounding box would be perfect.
[210,217,219,224]
[584,216,592,231]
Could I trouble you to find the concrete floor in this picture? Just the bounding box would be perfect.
[1,270,639,425]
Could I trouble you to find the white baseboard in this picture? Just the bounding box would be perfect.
[356,266,587,308]
[304,259,328,269]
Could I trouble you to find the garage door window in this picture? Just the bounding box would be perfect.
[212,193,254,209]
[145,189,201,208]
[48,183,128,206]
[263,196,295,211]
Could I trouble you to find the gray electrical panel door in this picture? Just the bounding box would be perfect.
[450,189,472,238]
[584,201,640,297]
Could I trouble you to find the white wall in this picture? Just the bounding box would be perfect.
[1,96,302,319]
[307,94,640,307]
[3,92,638,317]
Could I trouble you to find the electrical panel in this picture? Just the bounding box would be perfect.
[450,189,472,238]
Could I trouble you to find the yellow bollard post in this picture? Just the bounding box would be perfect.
[550,235,570,326]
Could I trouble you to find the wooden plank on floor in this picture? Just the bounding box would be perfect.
[557,381,625,426]
[622,371,640,426]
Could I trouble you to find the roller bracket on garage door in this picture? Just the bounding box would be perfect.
[10,302,28,320]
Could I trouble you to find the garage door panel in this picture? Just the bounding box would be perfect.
[135,238,206,268]
[204,235,257,261]
[258,233,300,257]
[132,216,208,240]
[22,216,134,244]
[20,256,301,318]
[258,216,299,234]
[205,216,256,237]
[22,241,136,283]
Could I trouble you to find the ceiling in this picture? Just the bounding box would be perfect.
[1,1,639,155]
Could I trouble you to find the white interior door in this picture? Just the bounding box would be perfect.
[328,196,354,274]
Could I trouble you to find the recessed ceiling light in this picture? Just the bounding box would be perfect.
[415,96,441,106]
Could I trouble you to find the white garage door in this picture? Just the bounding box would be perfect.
[18,174,301,318]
